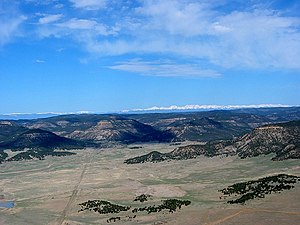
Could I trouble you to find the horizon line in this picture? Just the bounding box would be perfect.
[1,104,299,116]
[121,104,297,113]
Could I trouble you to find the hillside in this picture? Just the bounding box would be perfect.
[124,120,300,164]
[0,128,88,151]
[9,107,300,143]
[0,121,28,143]
[17,114,174,143]
[126,107,300,141]
[0,122,95,163]
[235,120,300,160]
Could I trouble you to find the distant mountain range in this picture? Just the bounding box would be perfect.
[125,120,300,164]
[0,104,295,120]
[122,104,293,113]
[1,106,300,163]
[16,114,174,143]
[127,106,300,141]
[0,111,92,120]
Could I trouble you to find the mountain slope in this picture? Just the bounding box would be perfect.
[124,120,300,164]
[4,107,300,145]
[0,121,28,143]
[127,107,300,141]
[0,121,95,163]
[127,111,275,142]
[235,120,300,160]
[17,114,174,143]
[0,128,88,151]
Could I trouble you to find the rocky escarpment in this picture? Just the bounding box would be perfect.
[125,121,300,164]
[234,121,300,160]
[175,120,300,161]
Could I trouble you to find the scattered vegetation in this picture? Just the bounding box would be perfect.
[129,146,143,149]
[219,174,300,204]
[0,151,8,163]
[124,144,221,164]
[107,217,120,223]
[132,199,191,214]
[7,149,76,161]
[134,194,152,202]
[79,197,191,223]
[78,200,130,214]
[124,151,168,164]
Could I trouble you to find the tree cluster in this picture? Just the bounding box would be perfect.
[219,174,300,204]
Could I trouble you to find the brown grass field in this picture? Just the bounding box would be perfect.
[0,143,299,225]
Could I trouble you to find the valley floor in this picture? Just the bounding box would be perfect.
[0,143,299,225]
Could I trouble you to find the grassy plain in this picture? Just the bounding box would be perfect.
[0,143,299,225]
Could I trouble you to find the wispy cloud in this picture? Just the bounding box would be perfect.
[35,59,45,63]
[69,0,106,10]
[123,104,294,113]
[0,2,27,46]
[109,59,220,78]
[8,0,300,73]
[37,18,116,39]
[57,18,110,34]
[59,0,300,71]
[38,14,62,24]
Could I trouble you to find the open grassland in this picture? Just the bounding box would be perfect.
[0,143,299,225]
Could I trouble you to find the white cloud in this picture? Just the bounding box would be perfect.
[0,15,27,46]
[0,2,27,47]
[123,104,293,113]
[58,18,97,30]
[37,18,115,38]
[136,0,213,37]
[70,0,106,10]
[109,60,220,78]
[69,1,300,71]
[208,10,300,69]
[55,3,64,9]
[38,14,62,24]
[56,48,65,52]
[35,59,45,63]
[31,0,300,72]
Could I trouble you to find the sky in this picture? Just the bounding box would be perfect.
[0,0,300,114]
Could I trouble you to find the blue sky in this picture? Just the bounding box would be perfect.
[0,0,300,114]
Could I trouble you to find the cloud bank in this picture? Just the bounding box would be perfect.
[4,0,300,76]
[109,60,221,78]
